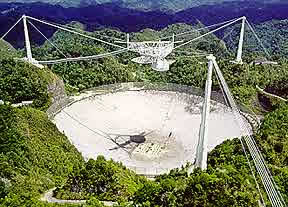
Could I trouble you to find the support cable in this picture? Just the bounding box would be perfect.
[62,110,111,140]
[42,19,124,41]
[222,91,278,206]
[22,16,129,64]
[243,131,281,206]
[173,50,208,55]
[61,110,131,155]
[0,16,23,40]
[214,61,281,206]
[27,20,67,58]
[246,20,271,59]
[62,104,136,155]
[220,27,235,42]
[256,85,287,102]
[236,106,280,206]
[249,130,287,205]
[216,28,241,107]
[212,58,285,207]
[38,48,127,64]
[214,68,265,206]
[174,17,244,49]
[212,59,278,206]
[159,18,238,40]
[26,16,125,49]
[214,68,229,107]
[241,136,267,207]
[227,87,282,206]
[174,54,210,59]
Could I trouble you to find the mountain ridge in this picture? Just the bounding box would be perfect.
[2,0,287,13]
[1,1,288,34]
[1,0,288,56]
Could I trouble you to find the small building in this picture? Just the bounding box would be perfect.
[250,58,278,66]
[11,101,33,108]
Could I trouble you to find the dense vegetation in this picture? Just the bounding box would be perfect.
[255,104,288,202]
[0,20,288,206]
[0,104,84,206]
[28,23,288,112]
[0,40,17,58]
[55,139,260,206]
[54,104,288,206]
[2,0,287,12]
[1,0,288,46]
[133,139,260,207]
[54,156,145,201]
[0,57,55,109]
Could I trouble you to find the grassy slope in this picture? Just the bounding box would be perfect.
[0,39,18,58]
[255,104,288,202]
[0,19,287,206]
[0,105,84,206]
[54,157,145,201]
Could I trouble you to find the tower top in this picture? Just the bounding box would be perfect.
[206,54,216,61]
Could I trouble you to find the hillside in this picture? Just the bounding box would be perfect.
[219,19,288,58]
[0,104,84,206]
[2,0,287,12]
[0,39,18,58]
[26,22,287,108]
[0,58,56,109]
[1,1,288,50]
[0,14,288,206]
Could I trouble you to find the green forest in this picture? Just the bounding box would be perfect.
[1,0,262,12]
[0,21,288,206]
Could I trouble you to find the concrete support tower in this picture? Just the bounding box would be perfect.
[23,15,33,63]
[235,16,246,64]
[192,54,214,172]
[22,15,44,68]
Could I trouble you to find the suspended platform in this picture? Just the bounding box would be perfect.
[128,40,175,71]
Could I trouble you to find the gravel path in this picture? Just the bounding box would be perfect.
[40,188,116,206]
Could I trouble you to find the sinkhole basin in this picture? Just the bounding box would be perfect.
[53,83,249,175]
